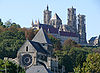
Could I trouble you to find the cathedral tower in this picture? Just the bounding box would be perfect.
[44,5,52,25]
[78,14,87,44]
[67,6,77,33]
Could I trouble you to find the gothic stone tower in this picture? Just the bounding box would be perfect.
[49,13,62,29]
[78,14,87,44]
[67,7,77,33]
[44,5,52,25]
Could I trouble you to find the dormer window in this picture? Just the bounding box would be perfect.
[26,46,28,52]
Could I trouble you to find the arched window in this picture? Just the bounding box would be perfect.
[26,46,28,52]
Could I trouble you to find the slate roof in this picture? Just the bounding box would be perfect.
[89,36,97,42]
[26,65,53,73]
[39,24,58,34]
[51,13,61,20]
[60,31,78,37]
[32,28,52,44]
[28,40,49,54]
[38,24,78,37]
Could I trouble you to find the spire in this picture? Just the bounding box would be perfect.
[32,19,34,26]
[47,5,49,10]
[72,6,73,9]
[35,20,37,24]
[37,19,40,24]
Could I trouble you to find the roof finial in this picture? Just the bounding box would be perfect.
[37,19,40,24]
[72,6,73,9]
[47,5,49,10]
[35,20,37,24]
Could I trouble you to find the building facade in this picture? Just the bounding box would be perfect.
[15,28,65,73]
[78,14,87,44]
[44,5,52,25]
[32,5,87,45]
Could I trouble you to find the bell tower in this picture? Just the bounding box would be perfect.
[44,5,52,25]
[67,6,77,33]
[78,14,87,44]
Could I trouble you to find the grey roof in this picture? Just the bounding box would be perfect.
[32,28,51,44]
[51,13,61,20]
[29,40,49,54]
[89,37,97,41]
[26,65,53,73]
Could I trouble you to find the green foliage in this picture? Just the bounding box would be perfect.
[0,59,25,73]
[62,39,78,51]
[0,29,26,59]
[11,23,21,28]
[54,39,93,73]
[81,53,100,73]
[48,34,62,50]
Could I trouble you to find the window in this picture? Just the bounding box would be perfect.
[26,46,28,52]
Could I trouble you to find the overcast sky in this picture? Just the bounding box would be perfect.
[0,0,100,40]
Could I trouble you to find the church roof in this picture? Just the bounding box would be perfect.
[89,36,97,42]
[37,24,78,37]
[29,40,49,54]
[51,13,61,20]
[26,65,53,73]
[32,28,52,44]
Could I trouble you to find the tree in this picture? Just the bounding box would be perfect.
[5,19,12,28]
[0,59,25,73]
[0,29,26,59]
[81,53,100,73]
[11,23,21,28]
[63,39,77,51]
[48,34,61,50]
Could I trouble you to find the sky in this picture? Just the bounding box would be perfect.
[0,0,100,41]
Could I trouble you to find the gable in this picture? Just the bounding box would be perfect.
[18,40,37,54]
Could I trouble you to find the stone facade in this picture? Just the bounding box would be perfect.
[44,5,52,25]
[49,13,62,29]
[67,7,77,33]
[17,40,49,69]
[15,28,65,73]
[78,14,87,44]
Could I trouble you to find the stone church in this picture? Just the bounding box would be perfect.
[12,28,65,73]
[32,5,87,45]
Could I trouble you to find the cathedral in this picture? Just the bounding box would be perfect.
[32,5,87,45]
